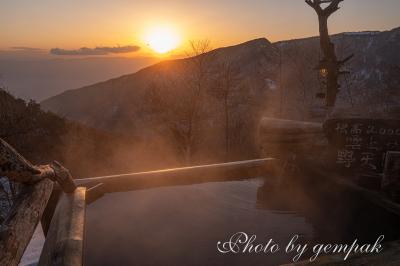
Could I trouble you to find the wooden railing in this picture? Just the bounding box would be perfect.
[0,138,275,266]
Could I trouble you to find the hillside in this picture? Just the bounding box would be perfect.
[0,89,178,179]
[41,28,400,163]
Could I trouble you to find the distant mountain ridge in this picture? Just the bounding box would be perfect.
[42,27,400,133]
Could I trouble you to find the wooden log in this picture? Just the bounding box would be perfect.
[76,158,275,194]
[50,161,77,193]
[0,137,41,183]
[0,137,76,193]
[85,183,105,205]
[0,179,53,266]
[38,187,86,266]
[258,118,327,161]
[259,118,324,143]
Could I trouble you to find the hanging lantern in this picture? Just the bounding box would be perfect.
[319,68,329,78]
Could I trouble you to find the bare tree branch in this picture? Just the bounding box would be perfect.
[305,0,344,16]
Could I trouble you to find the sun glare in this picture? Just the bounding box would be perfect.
[144,26,181,54]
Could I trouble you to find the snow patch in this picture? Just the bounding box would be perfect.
[343,31,380,36]
[19,226,45,266]
[265,79,278,90]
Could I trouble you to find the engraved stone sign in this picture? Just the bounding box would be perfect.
[323,119,400,173]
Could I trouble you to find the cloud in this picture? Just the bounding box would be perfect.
[10,46,43,52]
[97,46,141,54]
[50,45,140,56]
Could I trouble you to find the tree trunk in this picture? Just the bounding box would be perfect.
[224,98,229,161]
[318,15,339,107]
[306,0,346,107]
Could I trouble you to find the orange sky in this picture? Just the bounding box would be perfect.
[1,0,400,58]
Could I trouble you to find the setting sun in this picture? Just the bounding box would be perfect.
[144,26,181,54]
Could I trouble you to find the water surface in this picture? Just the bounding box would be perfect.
[85,177,400,266]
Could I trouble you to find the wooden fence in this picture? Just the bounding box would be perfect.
[0,139,275,266]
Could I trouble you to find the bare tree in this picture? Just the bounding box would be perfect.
[145,40,214,165]
[306,0,353,107]
[209,61,241,161]
[283,42,317,120]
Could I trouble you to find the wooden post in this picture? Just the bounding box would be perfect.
[0,179,53,266]
[38,187,86,266]
[0,138,77,264]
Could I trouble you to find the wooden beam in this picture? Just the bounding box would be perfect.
[86,183,105,205]
[0,179,53,266]
[76,158,275,194]
[259,118,323,140]
[38,187,86,266]
[258,118,326,159]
